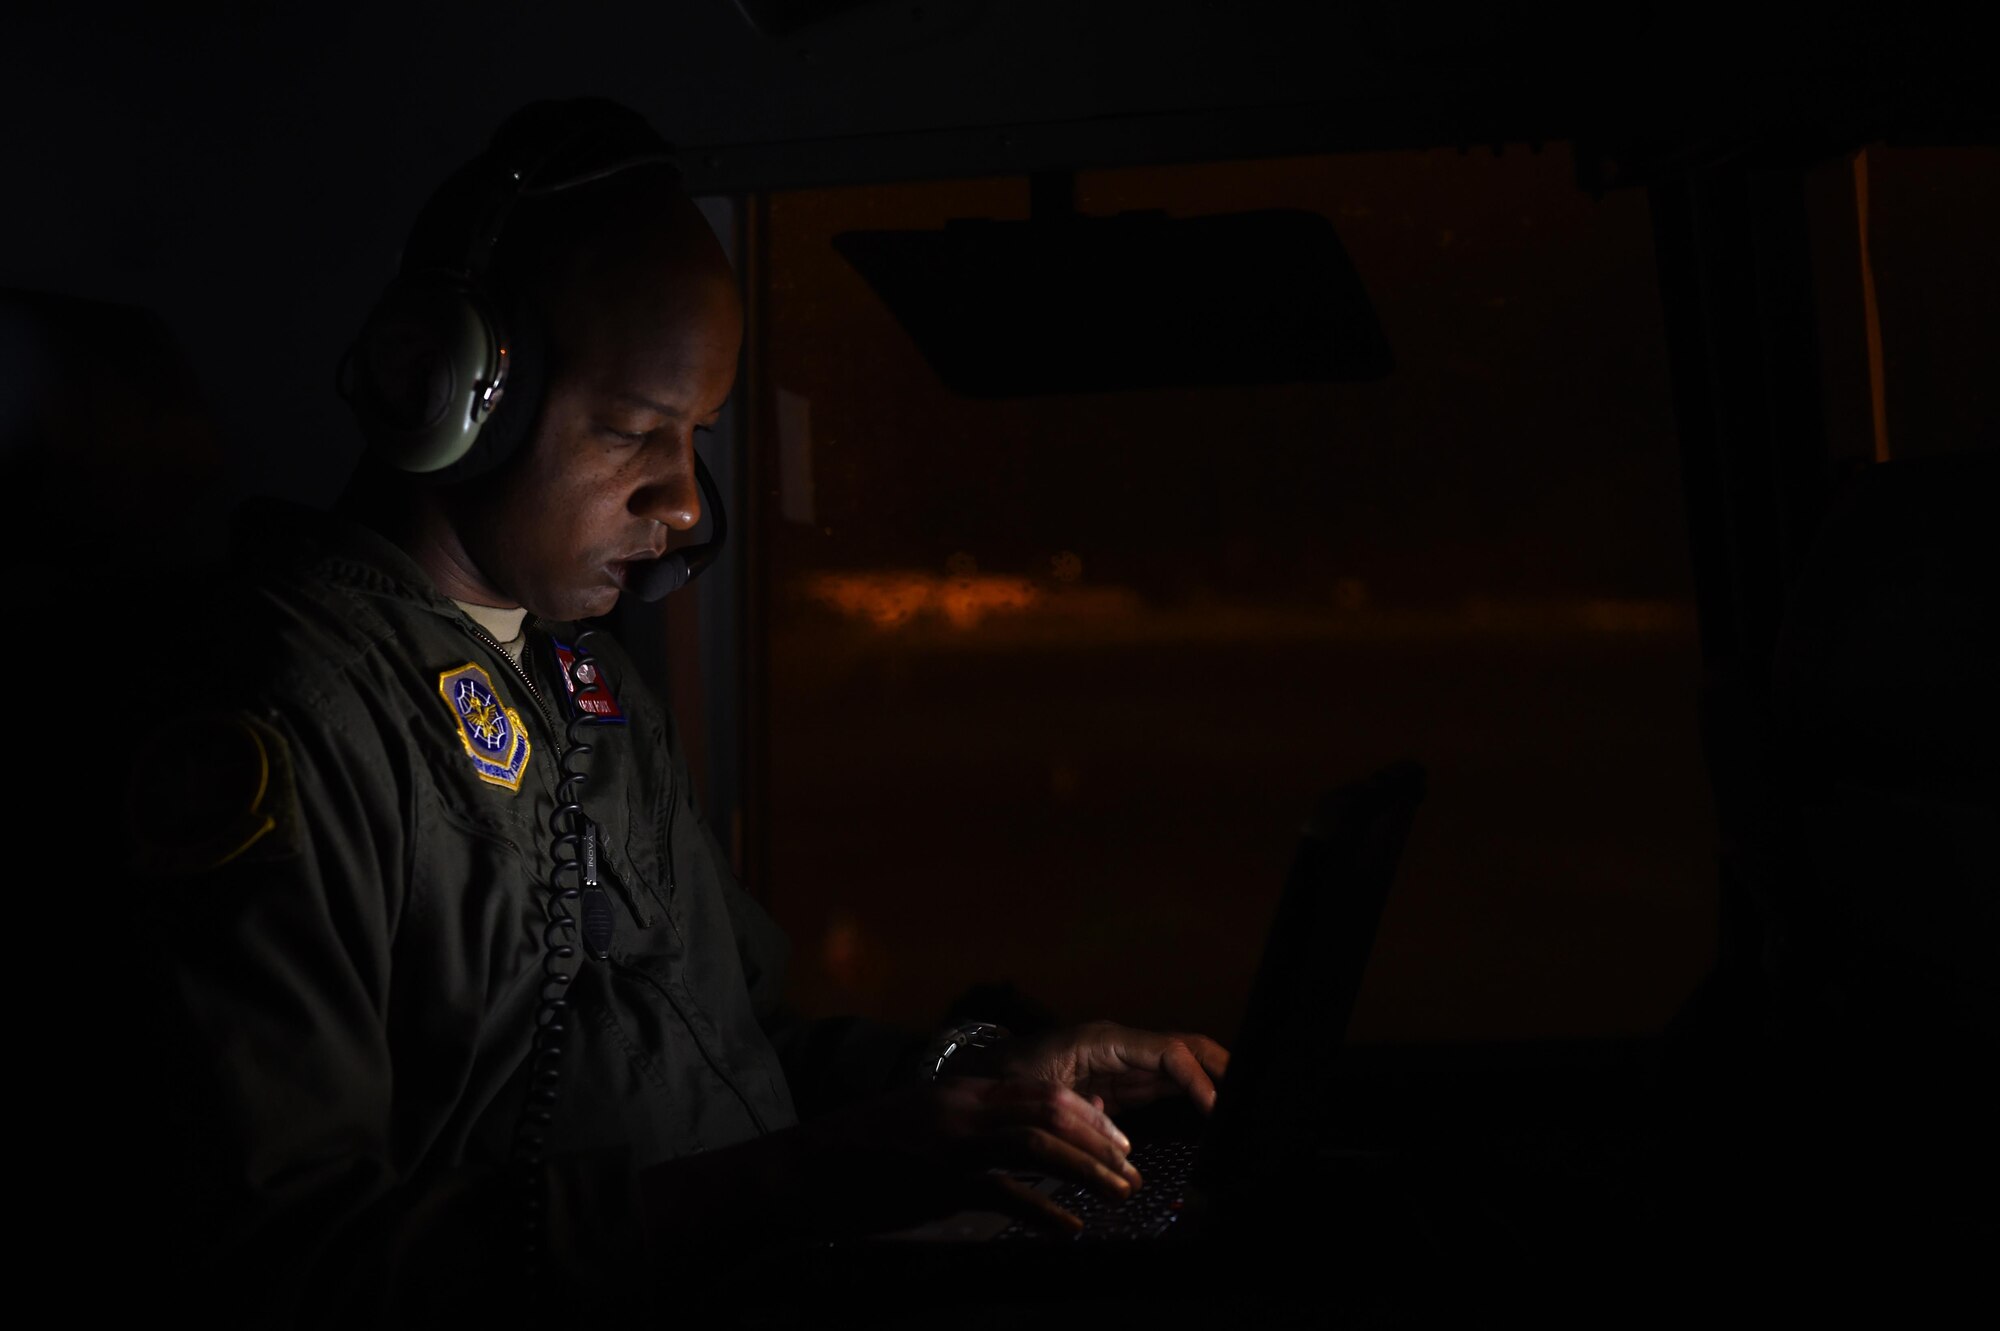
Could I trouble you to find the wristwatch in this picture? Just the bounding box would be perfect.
[922,1021,1010,1081]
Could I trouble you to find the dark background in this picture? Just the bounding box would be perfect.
[5,5,1987,523]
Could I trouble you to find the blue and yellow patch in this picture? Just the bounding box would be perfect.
[437,662,532,790]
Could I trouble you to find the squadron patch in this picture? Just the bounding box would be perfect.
[128,712,296,877]
[437,662,532,790]
[550,638,627,723]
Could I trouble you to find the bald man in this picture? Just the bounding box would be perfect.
[123,103,1226,1326]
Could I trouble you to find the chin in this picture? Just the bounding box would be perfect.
[571,585,622,621]
[520,583,617,623]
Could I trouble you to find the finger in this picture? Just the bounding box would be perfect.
[977,1171,1083,1236]
[1019,1127,1136,1201]
[1065,1093,1141,1183]
[1055,1094,1140,1185]
[1084,1093,1141,1179]
[990,1081,1133,1176]
[1159,1038,1219,1113]
[1082,1054,1211,1108]
[1181,1033,1231,1081]
[1077,1090,1132,1156]
[1073,1068,1174,1115]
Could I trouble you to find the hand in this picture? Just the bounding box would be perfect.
[997,1019,1231,1115]
[785,1074,1146,1239]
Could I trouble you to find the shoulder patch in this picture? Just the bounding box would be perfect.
[128,713,296,877]
[437,662,533,790]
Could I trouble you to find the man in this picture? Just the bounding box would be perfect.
[123,100,1228,1325]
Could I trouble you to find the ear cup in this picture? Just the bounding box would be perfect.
[343,276,506,474]
[423,290,548,486]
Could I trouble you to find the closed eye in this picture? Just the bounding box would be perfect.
[601,421,716,443]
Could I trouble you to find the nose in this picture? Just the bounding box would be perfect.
[630,431,703,535]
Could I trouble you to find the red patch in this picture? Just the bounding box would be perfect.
[551,639,627,722]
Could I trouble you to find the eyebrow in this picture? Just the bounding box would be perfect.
[610,390,725,419]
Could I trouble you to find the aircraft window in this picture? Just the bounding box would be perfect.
[748,145,1716,1045]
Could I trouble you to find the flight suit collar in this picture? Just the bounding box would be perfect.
[229,495,494,624]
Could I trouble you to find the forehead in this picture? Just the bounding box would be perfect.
[512,179,740,385]
[545,252,742,402]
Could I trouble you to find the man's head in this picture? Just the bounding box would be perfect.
[441,167,739,621]
[352,103,741,621]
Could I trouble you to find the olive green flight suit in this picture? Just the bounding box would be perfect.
[122,499,920,1326]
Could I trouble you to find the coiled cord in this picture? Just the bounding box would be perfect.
[512,626,616,1280]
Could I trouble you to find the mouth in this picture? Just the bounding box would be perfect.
[607,553,656,587]
[605,541,669,592]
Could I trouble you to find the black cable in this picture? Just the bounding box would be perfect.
[511,626,617,1280]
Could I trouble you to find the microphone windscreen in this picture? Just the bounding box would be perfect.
[630,555,690,603]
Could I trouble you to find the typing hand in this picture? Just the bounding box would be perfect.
[997,1020,1231,1115]
[797,1075,1145,1237]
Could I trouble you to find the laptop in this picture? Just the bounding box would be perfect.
[863,759,1428,1250]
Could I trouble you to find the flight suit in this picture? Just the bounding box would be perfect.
[120,498,919,1326]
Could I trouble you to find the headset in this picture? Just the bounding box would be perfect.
[339,97,725,602]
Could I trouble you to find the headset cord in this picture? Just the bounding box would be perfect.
[511,626,616,1285]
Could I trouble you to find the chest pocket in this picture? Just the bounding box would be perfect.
[403,709,549,949]
[566,703,677,932]
[413,702,547,847]
[503,633,680,934]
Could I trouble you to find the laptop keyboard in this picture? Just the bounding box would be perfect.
[996,1136,1200,1241]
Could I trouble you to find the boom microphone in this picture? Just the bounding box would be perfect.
[629,452,727,602]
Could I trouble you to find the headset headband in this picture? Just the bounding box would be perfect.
[403,110,681,286]
[343,102,682,479]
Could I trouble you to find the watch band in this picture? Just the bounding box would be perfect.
[923,1021,1010,1081]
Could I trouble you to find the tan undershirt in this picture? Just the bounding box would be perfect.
[453,599,529,664]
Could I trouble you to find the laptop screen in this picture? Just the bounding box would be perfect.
[1194,761,1427,1197]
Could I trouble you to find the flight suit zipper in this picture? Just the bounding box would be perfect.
[459,620,559,739]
